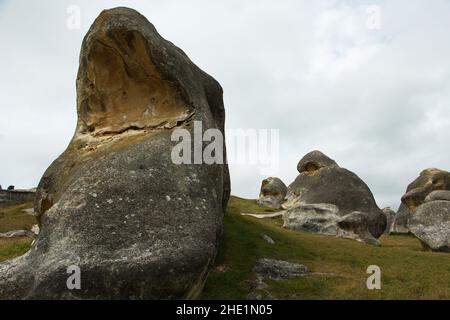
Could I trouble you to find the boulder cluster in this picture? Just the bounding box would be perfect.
[391,169,450,252]
[1,5,450,302]
[258,155,450,252]
[258,151,387,245]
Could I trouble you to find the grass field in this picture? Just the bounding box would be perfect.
[1,197,449,299]
[0,201,36,233]
[0,201,36,261]
[202,196,450,300]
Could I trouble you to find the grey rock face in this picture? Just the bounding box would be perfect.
[391,203,411,234]
[253,258,308,280]
[424,190,450,203]
[257,177,287,209]
[283,203,340,233]
[408,201,450,252]
[382,207,396,234]
[296,150,338,174]
[283,151,386,239]
[283,204,379,245]
[0,7,229,299]
[401,168,450,212]
[392,168,450,234]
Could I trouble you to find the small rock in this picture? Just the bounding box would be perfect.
[31,224,40,235]
[250,275,270,291]
[260,234,275,244]
[257,177,287,209]
[253,258,308,280]
[21,208,35,215]
[246,291,263,300]
[246,290,275,301]
[0,230,36,238]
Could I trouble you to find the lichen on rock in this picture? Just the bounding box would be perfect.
[0,7,230,299]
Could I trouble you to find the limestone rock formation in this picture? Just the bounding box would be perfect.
[283,151,386,239]
[257,177,287,209]
[0,7,229,299]
[401,168,450,211]
[253,258,308,280]
[424,190,450,203]
[283,204,380,245]
[382,207,396,234]
[0,230,36,239]
[408,201,450,252]
[390,203,410,234]
[392,168,450,234]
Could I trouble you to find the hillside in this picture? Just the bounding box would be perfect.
[1,196,450,299]
[202,196,450,299]
[0,201,35,261]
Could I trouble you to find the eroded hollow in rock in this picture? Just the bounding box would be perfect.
[78,28,193,136]
[301,162,320,176]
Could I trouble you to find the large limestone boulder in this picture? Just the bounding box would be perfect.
[382,207,396,235]
[392,168,450,234]
[0,7,230,299]
[283,204,380,245]
[283,151,386,239]
[408,201,450,252]
[401,168,450,211]
[391,203,410,234]
[257,177,287,209]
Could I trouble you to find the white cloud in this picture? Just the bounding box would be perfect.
[0,0,449,210]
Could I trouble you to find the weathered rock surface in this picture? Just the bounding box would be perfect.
[391,203,411,234]
[0,7,229,299]
[31,224,40,236]
[401,168,450,211]
[382,207,396,234]
[283,151,386,239]
[257,177,287,209]
[283,204,380,245]
[392,168,450,234]
[253,258,308,280]
[408,201,450,252]
[0,230,36,238]
[424,190,450,203]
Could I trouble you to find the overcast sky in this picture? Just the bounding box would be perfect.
[1,0,449,210]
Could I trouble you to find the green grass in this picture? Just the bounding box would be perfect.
[202,196,450,300]
[0,201,36,233]
[1,196,449,299]
[0,201,36,262]
[0,237,33,261]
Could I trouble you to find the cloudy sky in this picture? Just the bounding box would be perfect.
[1,0,449,210]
